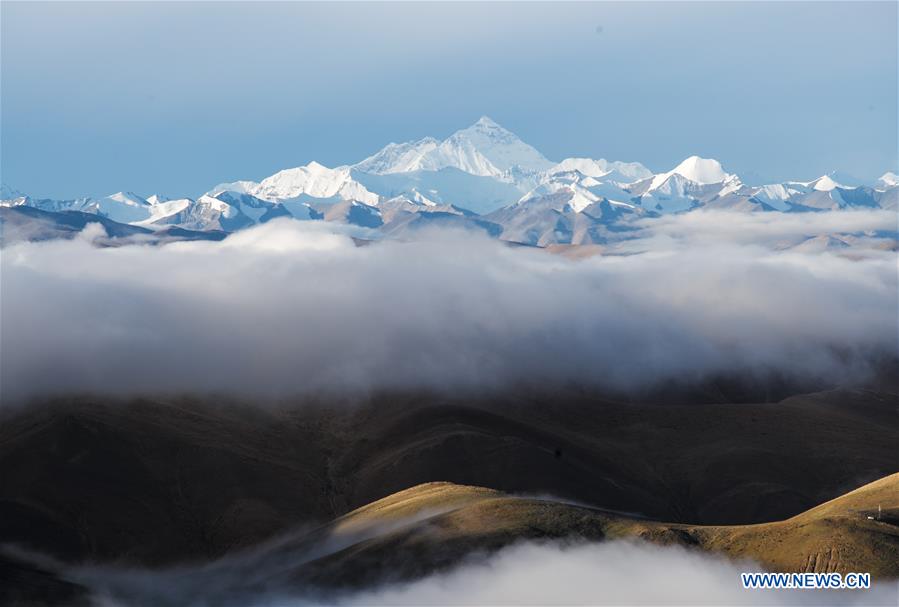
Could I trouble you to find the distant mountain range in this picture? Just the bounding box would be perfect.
[3,116,897,246]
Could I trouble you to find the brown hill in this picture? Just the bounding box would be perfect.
[67,476,899,606]
[290,475,899,588]
[1,388,895,569]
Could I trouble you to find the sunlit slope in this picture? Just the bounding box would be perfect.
[691,473,899,577]
[300,475,899,585]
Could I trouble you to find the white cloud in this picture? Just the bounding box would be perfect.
[71,539,899,606]
[1,213,895,402]
[318,541,898,607]
[626,208,898,250]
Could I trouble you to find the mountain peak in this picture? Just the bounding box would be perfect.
[355,117,552,177]
[447,117,552,174]
[1,183,25,200]
[462,116,515,140]
[107,191,150,205]
[812,174,843,191]
[649,156,731,190]
[474,115,501,129]
[876,171,898,188]
[146,194,171,205]
[305,160,330,173]
[550,158,652,183]
[671,156,728,183]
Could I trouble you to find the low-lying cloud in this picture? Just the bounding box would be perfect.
[67,539,899,606]
[319,541,898,607]
[628,207,898,249]
[1,211,896,402]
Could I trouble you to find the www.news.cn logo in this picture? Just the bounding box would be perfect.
[742,572,871,590]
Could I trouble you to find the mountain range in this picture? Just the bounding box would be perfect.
[3,116,897,246]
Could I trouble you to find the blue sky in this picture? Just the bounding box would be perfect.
[2,1,896,199]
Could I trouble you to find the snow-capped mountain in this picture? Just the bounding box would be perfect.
[620,156,740,214]
[488,188,647,247]
[354,116,552,177]
[353,138,441,175]
[637,173,717,213]
[0,183,26,201]
[252,162,379,205]
[548,158,652,184]
[207,180,259,197]
[351,167,524,215]
[518,170,634,214]
[208,162,379,207]
[743,184,800,211]
[78,192,154,224]
[648,156,734,189]
[875,172,898,189]
[3,117,896,247]
[809,175,844,192]
[133,198,194,226]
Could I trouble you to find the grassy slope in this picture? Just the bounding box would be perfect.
[689,473,899,577]
[298,475,899,587]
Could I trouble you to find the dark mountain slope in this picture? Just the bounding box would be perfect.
[1,387,896,570]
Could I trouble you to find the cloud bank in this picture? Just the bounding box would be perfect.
[321,541,898,607]
[1,211,896,402]
[69,539,898,607]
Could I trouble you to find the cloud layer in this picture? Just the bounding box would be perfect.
[322,541,898,607]
[1,211,896,402]
[68,539,898,607]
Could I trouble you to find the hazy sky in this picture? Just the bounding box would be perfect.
[2,1,896,199]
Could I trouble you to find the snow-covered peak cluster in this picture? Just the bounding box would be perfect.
[550,158,652,183]
[250,162,379,206]
[2,116,897,247]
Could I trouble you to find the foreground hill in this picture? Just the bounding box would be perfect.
[282,475,899,591]
[691,473,899,578]
[5,477,897,606]
[1,387,896,567]
[1,386,897,604]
